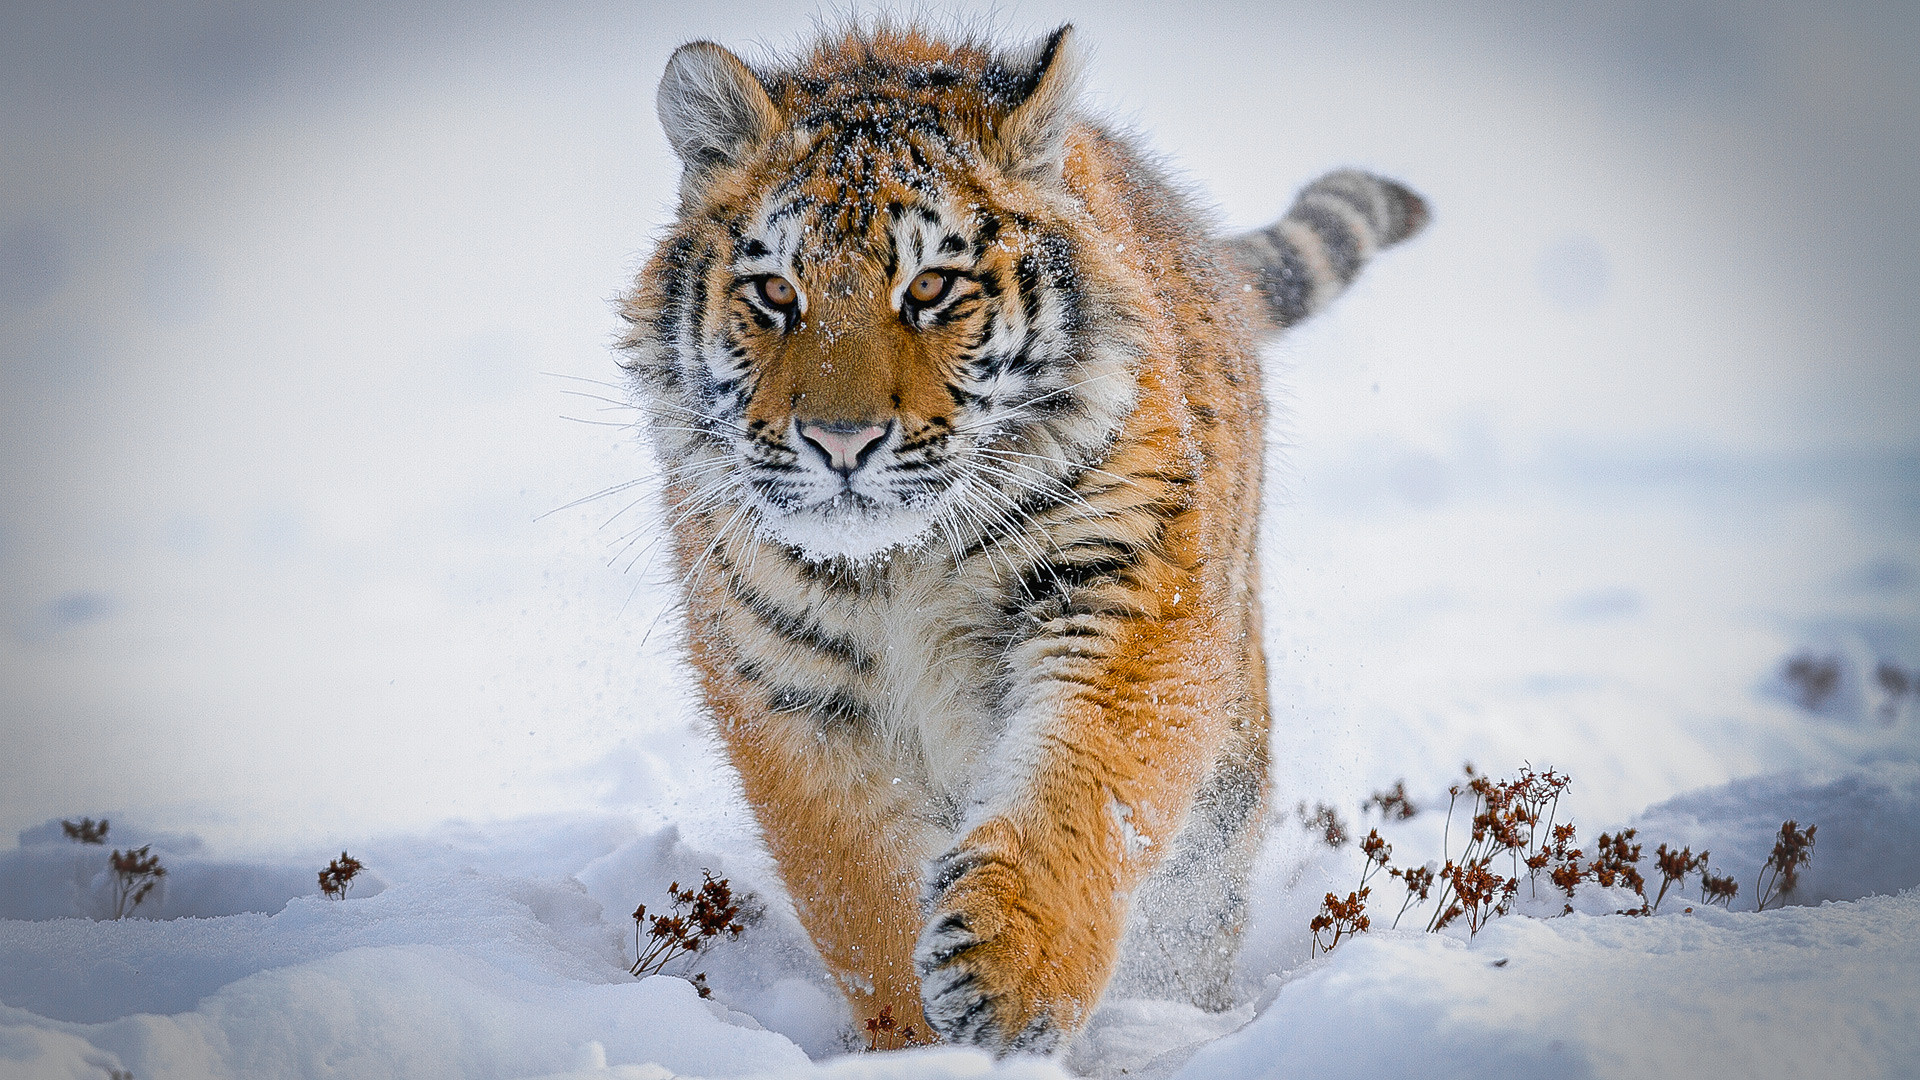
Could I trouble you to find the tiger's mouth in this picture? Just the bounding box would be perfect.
[753,492,942,563]
[733,417,966,561]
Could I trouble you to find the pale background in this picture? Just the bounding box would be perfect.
[2,0,1915,859]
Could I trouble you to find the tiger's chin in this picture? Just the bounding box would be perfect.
[754,496,941,564]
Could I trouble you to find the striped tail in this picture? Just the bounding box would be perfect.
[1227,169,1428,333]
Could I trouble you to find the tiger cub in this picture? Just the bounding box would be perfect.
[618,23,1425,1052]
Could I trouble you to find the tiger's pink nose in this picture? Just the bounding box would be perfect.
[798,421,889,475]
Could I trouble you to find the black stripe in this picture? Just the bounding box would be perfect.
[651,235,697,341]
[785,549,888,598]
[927,296,981,329]
[1251,235,1313,327]
[1005,549,1142,614]
[956,311,1000,366]
[1039,669,1113,695]
[1015,254,1043,329]
[741,300,777,332]
[1034,232,1082,334]
[948,992,998,1042]
[684,253,710,342]
[765,193,816,225]
[952,488,1070,565]
[1292,201,1362,283]
[972,214,1001,257]
[905,138,933,174]
[901,65,964,90]
[1324,180,1387,236]
[726,576,874,672]
[927,933,977,966]
[999,338,1045,379]
[767,684,873,731]
[735,658,875,731]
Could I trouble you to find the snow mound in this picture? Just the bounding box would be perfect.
[1,867,811,1080]
[1633,759,1920,907]
[0,822,322,923]
[0,969,806,1080]
[1173,892,1920,1080]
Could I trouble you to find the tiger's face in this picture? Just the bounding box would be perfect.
[692,181,1108,561]
[623,29,1139,562]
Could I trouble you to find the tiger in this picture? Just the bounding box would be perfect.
[616,23,1426,1053]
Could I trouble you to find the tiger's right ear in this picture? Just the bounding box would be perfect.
[657,42,782,190]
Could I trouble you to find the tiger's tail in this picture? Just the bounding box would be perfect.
[1227,169,1428,333]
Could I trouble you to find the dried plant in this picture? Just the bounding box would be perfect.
[1420,764,1565,935]
[862,1003,928,1051]
[630,871,748,990]
[1588,830,1647,913]
[1439,861,1516,937]
[1510,768,1573,896]
[1309,888,1371,956]
[1543,822,1585,913]
[1755,820,1816,911]
[1298,802,1351,848]
[1305,762,1807,954]
[1700,866,1739,907]
[1387,863,1434,928]
[318,852,364,900]
[1650,844,1708,914]
[62,817,108,844]
[1307,826,1397,956]
[108,846,166,919]
[1365,780,1418,821]
[1359,829,1392,885]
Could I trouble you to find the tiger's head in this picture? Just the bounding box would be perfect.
[619,25,1145,563]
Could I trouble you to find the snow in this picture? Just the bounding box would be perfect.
[5,780,1918,1078]
[3,1,1918,1079]
[1179,894,1920,1080]
[4,831,1917,1078]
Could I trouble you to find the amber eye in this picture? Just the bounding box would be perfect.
[906,269,953,306]
[757,275,797,310]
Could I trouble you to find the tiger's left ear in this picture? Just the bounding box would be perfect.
[989,25,1082,180]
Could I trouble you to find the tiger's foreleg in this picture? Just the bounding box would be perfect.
[690,641,938,1039]
[914,612,1237,1052]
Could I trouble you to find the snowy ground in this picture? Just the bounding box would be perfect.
[5,796,1920,1079]
[3,2,1918,1078]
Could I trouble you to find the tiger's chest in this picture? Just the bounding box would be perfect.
[713,547,1008,809]
[863,594,1005,802]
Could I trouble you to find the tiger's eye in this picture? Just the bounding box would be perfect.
[907,270,951,305]
[759,275,797,308]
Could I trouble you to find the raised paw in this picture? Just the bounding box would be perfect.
[914,822,1118,1053]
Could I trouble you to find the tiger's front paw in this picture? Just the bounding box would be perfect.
[914,823,1095,1054]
